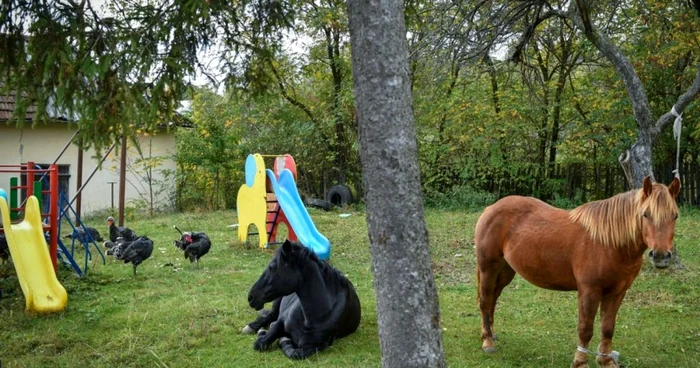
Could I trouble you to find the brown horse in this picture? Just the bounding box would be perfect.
[475,176,680,368]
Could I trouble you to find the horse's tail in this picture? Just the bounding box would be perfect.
[473,205,489,307]
[476,263,481,306]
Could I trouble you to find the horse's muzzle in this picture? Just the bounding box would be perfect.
[648,249,672,269]
[248,293,265,311]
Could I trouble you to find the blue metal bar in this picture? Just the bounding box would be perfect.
[57,239,84,277]
[59,191,106,266]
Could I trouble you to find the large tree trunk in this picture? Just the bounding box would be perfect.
[619,139,654,189]
[346,0,446,367]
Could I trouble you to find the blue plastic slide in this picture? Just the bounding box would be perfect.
[266,169,331,260]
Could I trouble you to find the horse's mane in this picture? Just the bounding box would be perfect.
[288,242,352,289]
[569,183,678,248]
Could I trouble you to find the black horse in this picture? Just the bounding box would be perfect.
[244,240,361,359]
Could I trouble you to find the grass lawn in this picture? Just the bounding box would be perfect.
[1,206,699,367]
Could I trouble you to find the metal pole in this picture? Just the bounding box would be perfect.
[16,129,81,209]
[76,137,84,219]
[62,142,116,212]
[27,161,35,205]
[118,134,127,227]
[49,164,59,273]
[52,129,81,165]
[108,182,117,209]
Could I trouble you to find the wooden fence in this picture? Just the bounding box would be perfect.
[489,162,699,207]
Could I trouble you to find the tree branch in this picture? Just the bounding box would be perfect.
[267,60,320,126]
[653,64,700,135]
[509,9,567,62]
[567,2,655,136]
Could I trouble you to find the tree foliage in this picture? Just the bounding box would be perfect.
[0,0,293,151]
[2,0,699,207]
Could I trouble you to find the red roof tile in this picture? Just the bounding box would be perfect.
[0,92,37,121]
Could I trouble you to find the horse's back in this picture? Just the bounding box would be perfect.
[476,195,567,247]
[336,280,361,339]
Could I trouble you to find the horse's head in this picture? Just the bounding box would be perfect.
[248,240,303,310]
[639,176,680,269]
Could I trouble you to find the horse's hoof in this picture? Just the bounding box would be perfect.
[595,359,619,368]
[241,325,255,334]
[253,338,268,351]
[279,337,292,348]
[482,346,498,354]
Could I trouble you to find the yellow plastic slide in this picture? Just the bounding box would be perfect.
[0,196,67,313]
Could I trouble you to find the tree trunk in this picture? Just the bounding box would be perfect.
[565,2,700,188]
[619,139,654,189]
[346,0,446,367]
[325,24,351,184]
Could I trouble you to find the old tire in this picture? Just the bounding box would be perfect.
[305,197,331,211]
[326,185,354,207]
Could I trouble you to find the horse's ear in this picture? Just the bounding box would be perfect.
[282,239,293,257]
[668,176,681,199]
[642,176,653,198]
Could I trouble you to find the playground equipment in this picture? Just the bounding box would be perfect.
[57,191,106,276]
[0,163,60,271]
[236,154,331,260]
[52,142,116,276]
[2,161,105,277]
[0,188,67,313]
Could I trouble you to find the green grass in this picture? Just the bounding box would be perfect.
[1,207,699,367]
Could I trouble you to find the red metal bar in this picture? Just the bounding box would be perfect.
[49,164,59,273]
[27,162,35,206]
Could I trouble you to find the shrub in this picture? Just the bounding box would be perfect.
[425,185,497,211]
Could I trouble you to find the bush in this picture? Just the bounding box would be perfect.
[425,185,497,211]
[547,191,584,209]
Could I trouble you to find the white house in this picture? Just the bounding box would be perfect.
[0,95,180,217]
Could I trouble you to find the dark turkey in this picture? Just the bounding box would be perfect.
[0,233,9,263]
[104,238,130,255]
[107,216,138,242]
[65,226,104,242]
[173,231,211,268]
[114,236,154,276]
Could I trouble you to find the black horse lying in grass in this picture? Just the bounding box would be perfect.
[243,240,361,359]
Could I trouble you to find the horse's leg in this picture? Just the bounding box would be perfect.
[478,260,504,353]
[489,264,516,340]
[279,338,328,360]
[595,291,627,368]
[242,297,282,334]
[254,319,285,351]
[572,288,602,368]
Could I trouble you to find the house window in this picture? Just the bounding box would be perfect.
[21,164,70,213]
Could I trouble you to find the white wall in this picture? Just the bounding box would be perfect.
[0,122,177,217]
